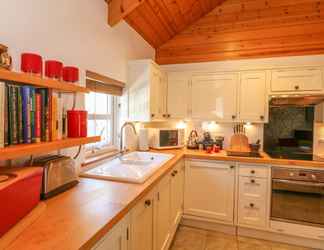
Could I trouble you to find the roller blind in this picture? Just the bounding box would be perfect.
[86,70,125,96]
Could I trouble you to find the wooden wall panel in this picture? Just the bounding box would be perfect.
[156,0,324,64]
[125,0,225,48]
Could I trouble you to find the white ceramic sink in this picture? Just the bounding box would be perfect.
[81,151,174,184]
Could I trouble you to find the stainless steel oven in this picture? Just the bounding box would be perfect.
[271,167,324,228]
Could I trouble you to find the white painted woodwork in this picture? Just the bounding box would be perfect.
[239,71,267,122]
[93,214,130,250]
[238,177,267,200]
[271,67,323,92]
[170,160,185,231]
[154,175,171,250]
[184,161,235,223]
[238,165,269,179]
[167,73,190,119]
[238,198,267,228]
[130,191,154,250]
[191,73,239,122]
[127,60,167,122]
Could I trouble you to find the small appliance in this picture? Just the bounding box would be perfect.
[149,128,185,149]
[139,128,149,151]
[33,155,78,199]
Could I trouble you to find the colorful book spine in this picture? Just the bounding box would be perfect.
[0,81,4,148]
[17,87,23,144]
[10,85,18,145]
[30,87,36,143]
[51,93,58,140]
[4,84,8,146]
[35,93,41,143]
[57,95,63,140]
[21,86,31,143]
[38,89,48,142]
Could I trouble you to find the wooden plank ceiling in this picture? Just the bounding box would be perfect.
[108,0,225,48]
[156,0,324,64]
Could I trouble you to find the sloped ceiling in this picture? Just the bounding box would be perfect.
[108,0,225,48]
[156,0,324,64]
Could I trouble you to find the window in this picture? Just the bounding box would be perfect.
[85,91,118,153]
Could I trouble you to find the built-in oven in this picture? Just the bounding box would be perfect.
[271,167,324,228]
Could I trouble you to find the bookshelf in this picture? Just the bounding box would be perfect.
[0,136,101,160]
[0,69,89,93]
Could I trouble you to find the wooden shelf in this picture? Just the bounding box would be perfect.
[0,136,101,160]
[0,69,89,93]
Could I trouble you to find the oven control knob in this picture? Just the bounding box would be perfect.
[311,174,317,180]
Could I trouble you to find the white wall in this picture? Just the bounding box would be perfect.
[0,0,154,167]
[0,0,155,83]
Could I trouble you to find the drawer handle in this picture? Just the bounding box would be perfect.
[151,114,155,118]
[294,85,300,90]
[249,203,255,208]
[260,115,264,120]
[145,200,151,207]
[230,165,235,169]
[174,170,178,175]
[250,170,255,174]
[232,115,236,120]
[250,179,255,184]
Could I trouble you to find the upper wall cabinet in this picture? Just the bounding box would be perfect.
[167,72,190,119]
[191,73,239,122]
[239,71,268,123]
[271,67,323,93]
[128,60,167,122]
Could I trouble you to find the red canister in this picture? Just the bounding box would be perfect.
[62,66,79,82]
[67,110,87,138]
[21,53,43,75]
[45,60,63,79]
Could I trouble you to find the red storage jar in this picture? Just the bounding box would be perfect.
[45,60,63,79]
[67,110,87,138]
[21,53,43,75]
[62,66,79,83]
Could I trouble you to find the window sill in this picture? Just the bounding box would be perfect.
[82,149,119,167]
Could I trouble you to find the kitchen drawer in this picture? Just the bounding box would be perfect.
[238,198,267,228]
[239,165,269,178]
[239,176,267,199]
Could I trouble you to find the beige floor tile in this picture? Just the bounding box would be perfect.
[170,226,207,250]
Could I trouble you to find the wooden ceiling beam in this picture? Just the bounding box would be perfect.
[108,0,146,26]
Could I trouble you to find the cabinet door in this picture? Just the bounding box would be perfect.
[167,73,190,119]
[150,69,167,120]
[191,73,238,122]
[128,83,150,122]
[155,176,171,250]
[130,191,154,250]
[170,161,184,231]
[94,215,129,250]
[271,68,323,92]
[239,71,267,122]
[184,161,235,223]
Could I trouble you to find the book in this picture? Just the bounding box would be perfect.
[4,84,8,146]
[57,95,63,140]
[8,85,18,145]
[51,93,58,140]
[35,93,41,143]
[0,81,5,148]
[30,87,36,143]
[21,86,31,143]
[17,86,23,143]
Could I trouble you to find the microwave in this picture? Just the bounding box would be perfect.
[149,128,185,149]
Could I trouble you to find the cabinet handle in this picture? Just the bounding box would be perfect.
[251,170,255,174]
[174,170,178,175]
[260,115,264,120]
[249,203,255,208]
[171,172,176,177]
[294,85,300,90]
[145,199,151,207]
[167,114,171,118]
[151,114,155,118]
[162,114,167,118]
[230,165,235,169]
[232,115,236,120]
[250,179,255,184]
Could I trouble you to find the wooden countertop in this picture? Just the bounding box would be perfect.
[5,149,324,250]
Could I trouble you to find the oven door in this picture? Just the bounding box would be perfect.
[271,179,324,227]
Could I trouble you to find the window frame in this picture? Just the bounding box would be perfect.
[85,92,119,158]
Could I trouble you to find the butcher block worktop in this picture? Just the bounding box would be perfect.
[5,149,324,250]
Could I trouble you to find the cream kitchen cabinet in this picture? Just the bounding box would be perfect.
[154,174,171,250]
[93,214,130,250]
[239,71,268,123]
[271,67,323,93]
[128,60,167,122]
[191,73,239,122]
[130,190,155,250]
[184,160,235,223]
[167,72,190,119]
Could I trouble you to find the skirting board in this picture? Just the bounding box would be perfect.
[181,216,324,250]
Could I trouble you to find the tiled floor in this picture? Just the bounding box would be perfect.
[170,226,314,250]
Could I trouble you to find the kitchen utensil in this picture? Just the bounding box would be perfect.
[187,130,199,149]
[33,155,78,199]
[45,60,63,79]
[62,66,79,82]
[227,123,250,156]
[21,53,43,75]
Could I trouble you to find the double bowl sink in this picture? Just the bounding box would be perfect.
[81,151,174,184]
